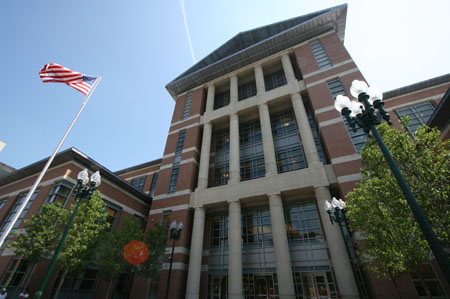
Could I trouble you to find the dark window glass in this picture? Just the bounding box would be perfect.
[182,91,193,120]
[240,119,265,181]
[304,101,327,164]
[175,130,186,154]
[284,200,323,244]
[0,258,29,287]
[291,56,303,80]
[271,109,307,173]
[213,129,230,187]
[0,199,7,210]
[264,70,287,91]
[395,102,435,135]
[411,264,446,298]
[310,39,332,69]
[241,207,273,246]
[47,181,73,206]
[238,81,257,101]
[0,190,38,237]
[131,176,146,191]
[103,201,121,230]
[214,90,230,110]
[327,78,368,153]
[150,172,158,196]
[210,212,228,248]
[168,166,179,194]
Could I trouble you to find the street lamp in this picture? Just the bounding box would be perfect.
[164,220,183,299]
[334,79,450,285]
[324,197,367,298]
[35,169,101,299]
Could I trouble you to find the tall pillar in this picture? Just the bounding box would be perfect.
[229,113,240,184]
[315,186,359,299]
[290,92,321,165]
[230,75,238,104]
[228,201,243,299]
[185,207,206,299]
[198,122,212,189]
[254,64,265,95]
[258,103,278,176]
[206,85,215,113]
[281,53,296,83]
[268,194,296,299]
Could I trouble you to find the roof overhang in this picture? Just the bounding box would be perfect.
[166,4,347,98]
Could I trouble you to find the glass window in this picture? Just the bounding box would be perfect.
[131,176,146,191]
[148,273,161,299]
[182,91,192,120]
[304,100,327,164]
[240,119,265,181]
[52,267,99,297]
[411,264,447,298]
[133,214,146,230]
[47,181,73,206]
[213,129,230,187]
[395,102,435,135]
[175,130,186,155]
[161,211,172,231]
[0,258,29,288]
[210,212,228,248]
[264,69,287,91]
[0,198,6,210]
[284,201,323,244]
[271,109,307,173]
[327,78,368,153]
[214,90,230,110]
[241,207,273,246]
[103,201,121,230]
[310,39,332,70]
[167,166,179,194]
[238,81,257,101]
[150,172,158,196]
[0,190,39,237]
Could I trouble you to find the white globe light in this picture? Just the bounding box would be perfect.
[338,199,347,209]
[77,169,89,186]
[350,101,363,117]
[334,95,352,112]
[324,200,332,211]
[169,220,177,231]
[90,171,101,187]
[367,87,383,104]
[177,221,184,231]
[350,80,368,98]
[331,197,340,208]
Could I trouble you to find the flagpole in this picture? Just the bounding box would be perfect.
[0,74,104,249]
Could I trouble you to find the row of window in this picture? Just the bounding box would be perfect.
[130,172,158,195]
[0,181,123,238]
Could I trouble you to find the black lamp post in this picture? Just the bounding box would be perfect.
[164,220,183,299]
[324,197,367,298]
[334,80,450,285]
[35,169,101,299]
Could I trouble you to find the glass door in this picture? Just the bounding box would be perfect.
[301,273,331,299]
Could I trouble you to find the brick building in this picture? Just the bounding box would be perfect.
[1,4,449,299]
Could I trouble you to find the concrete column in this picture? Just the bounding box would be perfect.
[315,186,359,299]
[206,85,215,113]
[230,75,238,104]
[254,64,265,95]
[290,92,321,166]
[185,207,206,299]
[268,194,296,299]
[229,113,240,184]
[197,122,212,189]
[228,201,243,299]
[258,103,277,176]
[281,53,296,83]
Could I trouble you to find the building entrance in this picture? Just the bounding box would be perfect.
[208,275,227,299]
[295,272,332,299]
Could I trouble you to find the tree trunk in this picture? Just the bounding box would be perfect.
[52,268,68,299]
[105,277,114,299]
[389,274,402,299]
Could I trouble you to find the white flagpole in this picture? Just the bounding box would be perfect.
[0,74,104,248]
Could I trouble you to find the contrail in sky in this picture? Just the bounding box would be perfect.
[180,0,197,63]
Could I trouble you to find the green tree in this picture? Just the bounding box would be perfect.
[136,223,167,299]
[346,123,450,293]
[52,190,109,299]
[7,203,69,293]
[96,216,144,299]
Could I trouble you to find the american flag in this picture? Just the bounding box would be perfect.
[39,63,97,95]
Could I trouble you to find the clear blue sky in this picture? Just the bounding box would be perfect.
[1,0,449,172]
